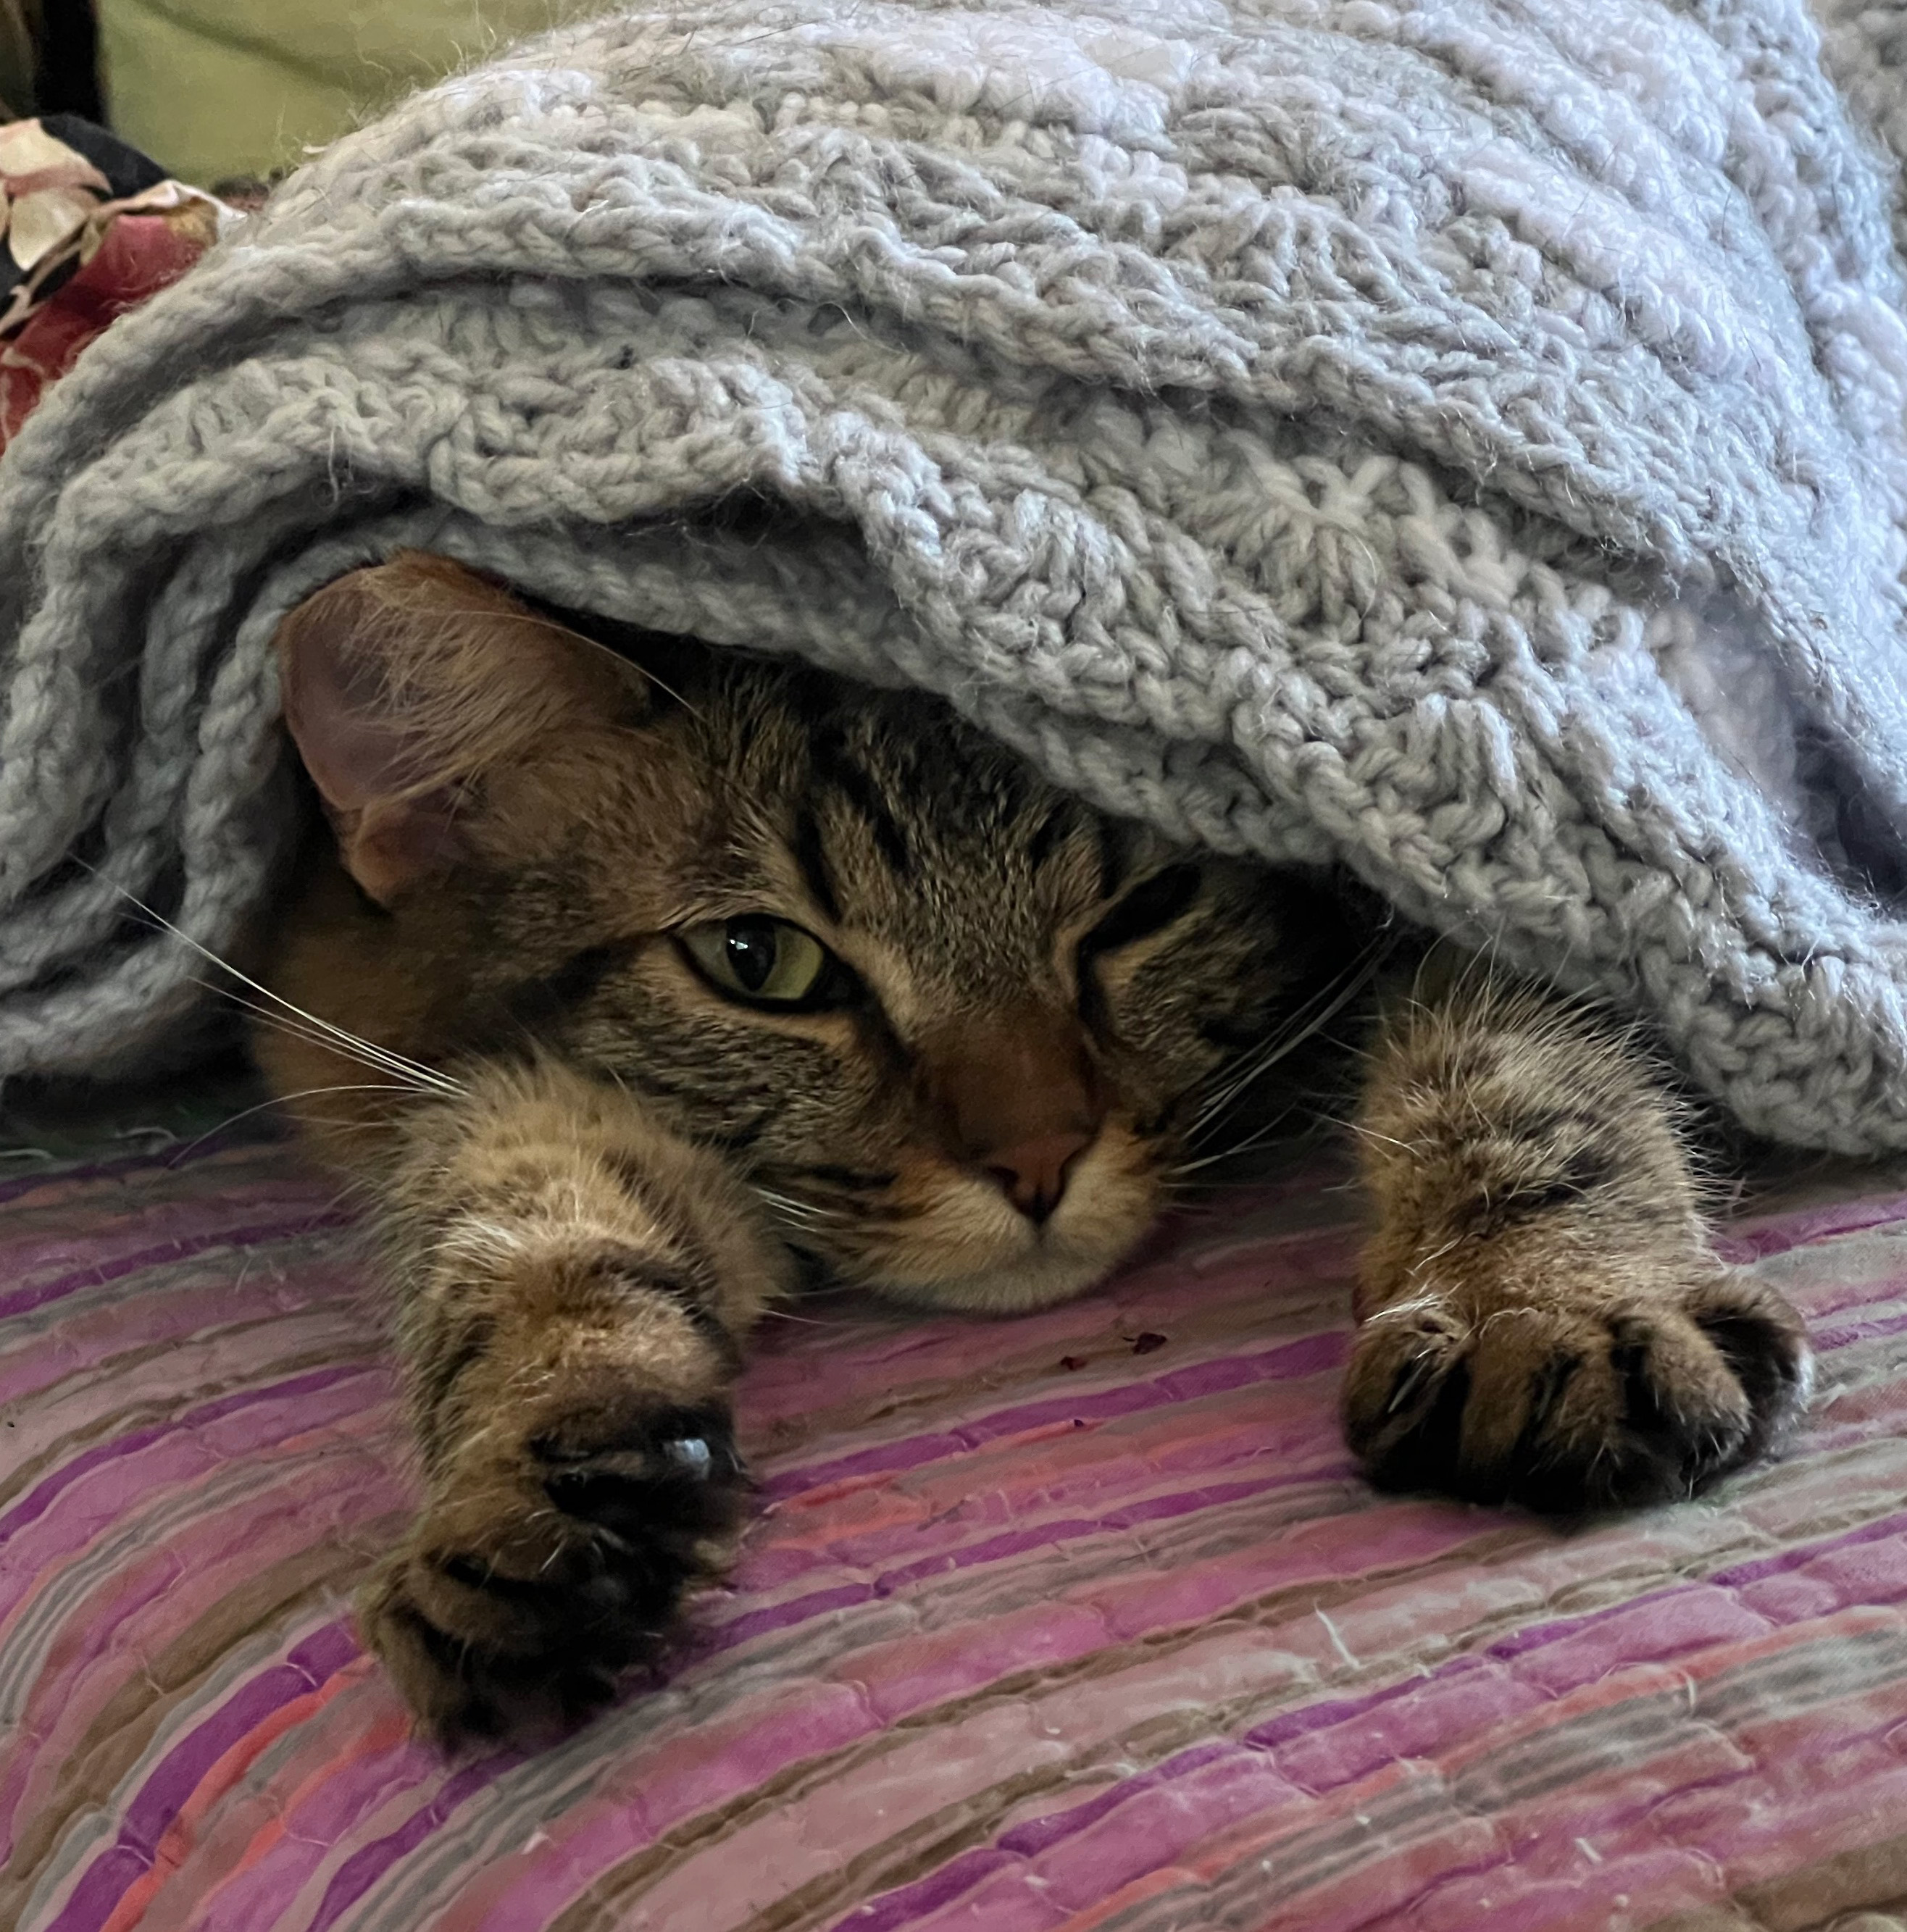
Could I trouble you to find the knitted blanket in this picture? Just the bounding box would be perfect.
[4,0,1907,1153]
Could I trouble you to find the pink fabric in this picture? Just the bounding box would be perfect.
[4,1132,1907,1930]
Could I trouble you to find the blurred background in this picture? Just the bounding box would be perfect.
[1,0,605,185]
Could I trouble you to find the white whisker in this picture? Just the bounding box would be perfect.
[196,980,454,1095]
[1191,937,1395,1138]
[72,858,464,1098]
[171,1082,417,1160]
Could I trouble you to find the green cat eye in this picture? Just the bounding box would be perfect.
[679,916,835,1007]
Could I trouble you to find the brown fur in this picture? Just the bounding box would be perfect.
[1343,956,1806,1511]
[253,554,1809,1740]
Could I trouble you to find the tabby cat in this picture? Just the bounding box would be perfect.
[253,552,1811,1741]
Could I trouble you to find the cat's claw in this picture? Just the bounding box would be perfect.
[359,1397,746,1742]
[1342,1264,1808,1514]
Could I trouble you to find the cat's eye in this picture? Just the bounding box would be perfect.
[678,916,840,1008]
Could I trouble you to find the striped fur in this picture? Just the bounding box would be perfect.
[250,556,1804,1737]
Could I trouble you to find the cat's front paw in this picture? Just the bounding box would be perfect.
[1342,1255,1808,1513]
[359,1382,746,1741]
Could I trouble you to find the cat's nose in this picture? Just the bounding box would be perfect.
[984,1129,1094,1225]
[921,1005,1106,1225]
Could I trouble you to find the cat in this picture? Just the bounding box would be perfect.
[251,551,1811,1741]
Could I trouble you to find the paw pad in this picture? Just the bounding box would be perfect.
[360,1397,747,1742]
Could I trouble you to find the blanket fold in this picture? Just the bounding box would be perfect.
[5,0,1907,1150]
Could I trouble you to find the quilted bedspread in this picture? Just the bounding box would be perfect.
[7,1114,1907,1931]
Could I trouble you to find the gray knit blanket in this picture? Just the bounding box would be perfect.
[7,0,1907,1152]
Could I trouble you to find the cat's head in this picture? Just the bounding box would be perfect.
[272,554,1345,1312]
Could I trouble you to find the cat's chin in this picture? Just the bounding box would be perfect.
[870,1248,1129,1316]
[839,1140,1163,1316]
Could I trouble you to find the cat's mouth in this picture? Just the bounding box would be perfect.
[781,1126,1165,1315]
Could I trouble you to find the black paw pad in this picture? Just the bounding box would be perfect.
[380,1402,750,1744]
[535,1403,746,1542]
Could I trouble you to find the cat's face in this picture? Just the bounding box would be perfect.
[272,556,1343,1312]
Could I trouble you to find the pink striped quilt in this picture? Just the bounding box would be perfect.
[5,1118,1907,1932]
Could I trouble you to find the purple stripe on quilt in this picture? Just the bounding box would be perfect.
[0,1133,283,1210]
[0,1211,354,1321]
[7,1137,1907,1932]
[709,1582,880,1651]
[838,1845,1020,1932]
[1703,1506,1907,1592]
[837,1518,1907,1932]
[1803,1305,1907,1351]
[838,1744,1250,1932]
[712,1463,1358,1649]
[0,1365,370,1542]
[46,1624,359,1932]
[1001,1742,1237,1856]
[306,1758,522,1932]
[758,1331,1346,1501]
[1715,1192,1907,1261]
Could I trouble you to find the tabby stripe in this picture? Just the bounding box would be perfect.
[1476,1149,1619,1231]
[1095,814,1128,899]
[1081,865,1203,957]
[790,804,843,925]
[605,1258,743,1373]
[416,1314,496,1456]
[1490,1104,1612,1150]
[817,739,914,878]
[768,1161,898,1190]
[504,940,641,1028]
[1025,800,1077,872]
[703,1118,769,1155]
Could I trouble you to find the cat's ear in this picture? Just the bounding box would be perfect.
[275,553,641,906]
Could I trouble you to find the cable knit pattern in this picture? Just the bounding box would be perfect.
[3,0,1907,1150]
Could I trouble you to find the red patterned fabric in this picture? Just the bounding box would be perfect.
[0,116,225,449]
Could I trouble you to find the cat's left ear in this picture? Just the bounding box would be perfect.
[275,553,643,905]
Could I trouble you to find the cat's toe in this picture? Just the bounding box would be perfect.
[1524,1279,1808,1510]
[1343,1269,1809,1515]
[358,1398,747,1743]
[1681,1274,1814,1465]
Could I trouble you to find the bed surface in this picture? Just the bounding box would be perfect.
[4,1101,1907,1932]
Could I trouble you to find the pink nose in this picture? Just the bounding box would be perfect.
[984,1129,1094,1225]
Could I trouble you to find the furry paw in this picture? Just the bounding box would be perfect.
[359,1385,746,1741]
[1342,1261,1809,1513]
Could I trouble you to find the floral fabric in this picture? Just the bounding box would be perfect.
[0,113,225,447]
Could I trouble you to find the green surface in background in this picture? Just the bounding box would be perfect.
[96,0,608,183]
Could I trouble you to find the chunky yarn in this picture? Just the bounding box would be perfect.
[4,0,1907,1151]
